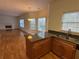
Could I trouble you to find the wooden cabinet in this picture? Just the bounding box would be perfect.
[26,38,34,59]
[26,36,76,59]
[51,37,76,59]
[26,37,51,59]
[33,38,51,59]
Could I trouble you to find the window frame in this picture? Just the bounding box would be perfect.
[37,17,47,31]
[61,12,79,32]
[29,18,36,30]
[19,19,24,28]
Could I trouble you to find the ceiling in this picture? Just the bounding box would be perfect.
[0,0,50,16]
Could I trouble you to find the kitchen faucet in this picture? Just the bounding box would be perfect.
[66,29,71,39]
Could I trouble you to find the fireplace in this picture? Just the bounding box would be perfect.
[5,25,12,30]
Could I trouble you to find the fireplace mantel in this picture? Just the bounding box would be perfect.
[5,25,12,30]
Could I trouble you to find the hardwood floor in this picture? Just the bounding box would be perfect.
[0,30,27,59]
[40,52,60,59]
[0,30,60,59]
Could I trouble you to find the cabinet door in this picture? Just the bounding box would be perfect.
[33,38,51,59]
[40,38,51,53]
[62,41,76,59]
[51,37,76,59]
[51,38,64,57]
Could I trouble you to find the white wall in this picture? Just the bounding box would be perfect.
[17,13,29,29]
[48,0,79,32]
[0,15,18,30]
[18,9,49,30]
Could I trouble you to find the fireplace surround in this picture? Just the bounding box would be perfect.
[5,25,12,30]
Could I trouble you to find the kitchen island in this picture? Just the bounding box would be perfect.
[24,30,77,59]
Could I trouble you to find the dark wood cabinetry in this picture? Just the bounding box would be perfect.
[26,38,51,59]
[33,38,51,59]
[26,36,76,59]
[51,37,76,59]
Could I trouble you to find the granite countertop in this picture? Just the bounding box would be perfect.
[57,35,79,44]
[65,37,79,45]
[24,30,79,45]
[24,31,53,42]
[22,31,79,45]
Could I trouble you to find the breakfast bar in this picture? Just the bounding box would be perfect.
[24,31,78,59]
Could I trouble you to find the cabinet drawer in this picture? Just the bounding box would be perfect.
[51,39,64,57]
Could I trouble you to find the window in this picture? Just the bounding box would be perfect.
[62,12,79,32]
[29,17,46,31]
[29,18,36,30]
[19,19,24,28]
[38,17,46,31]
